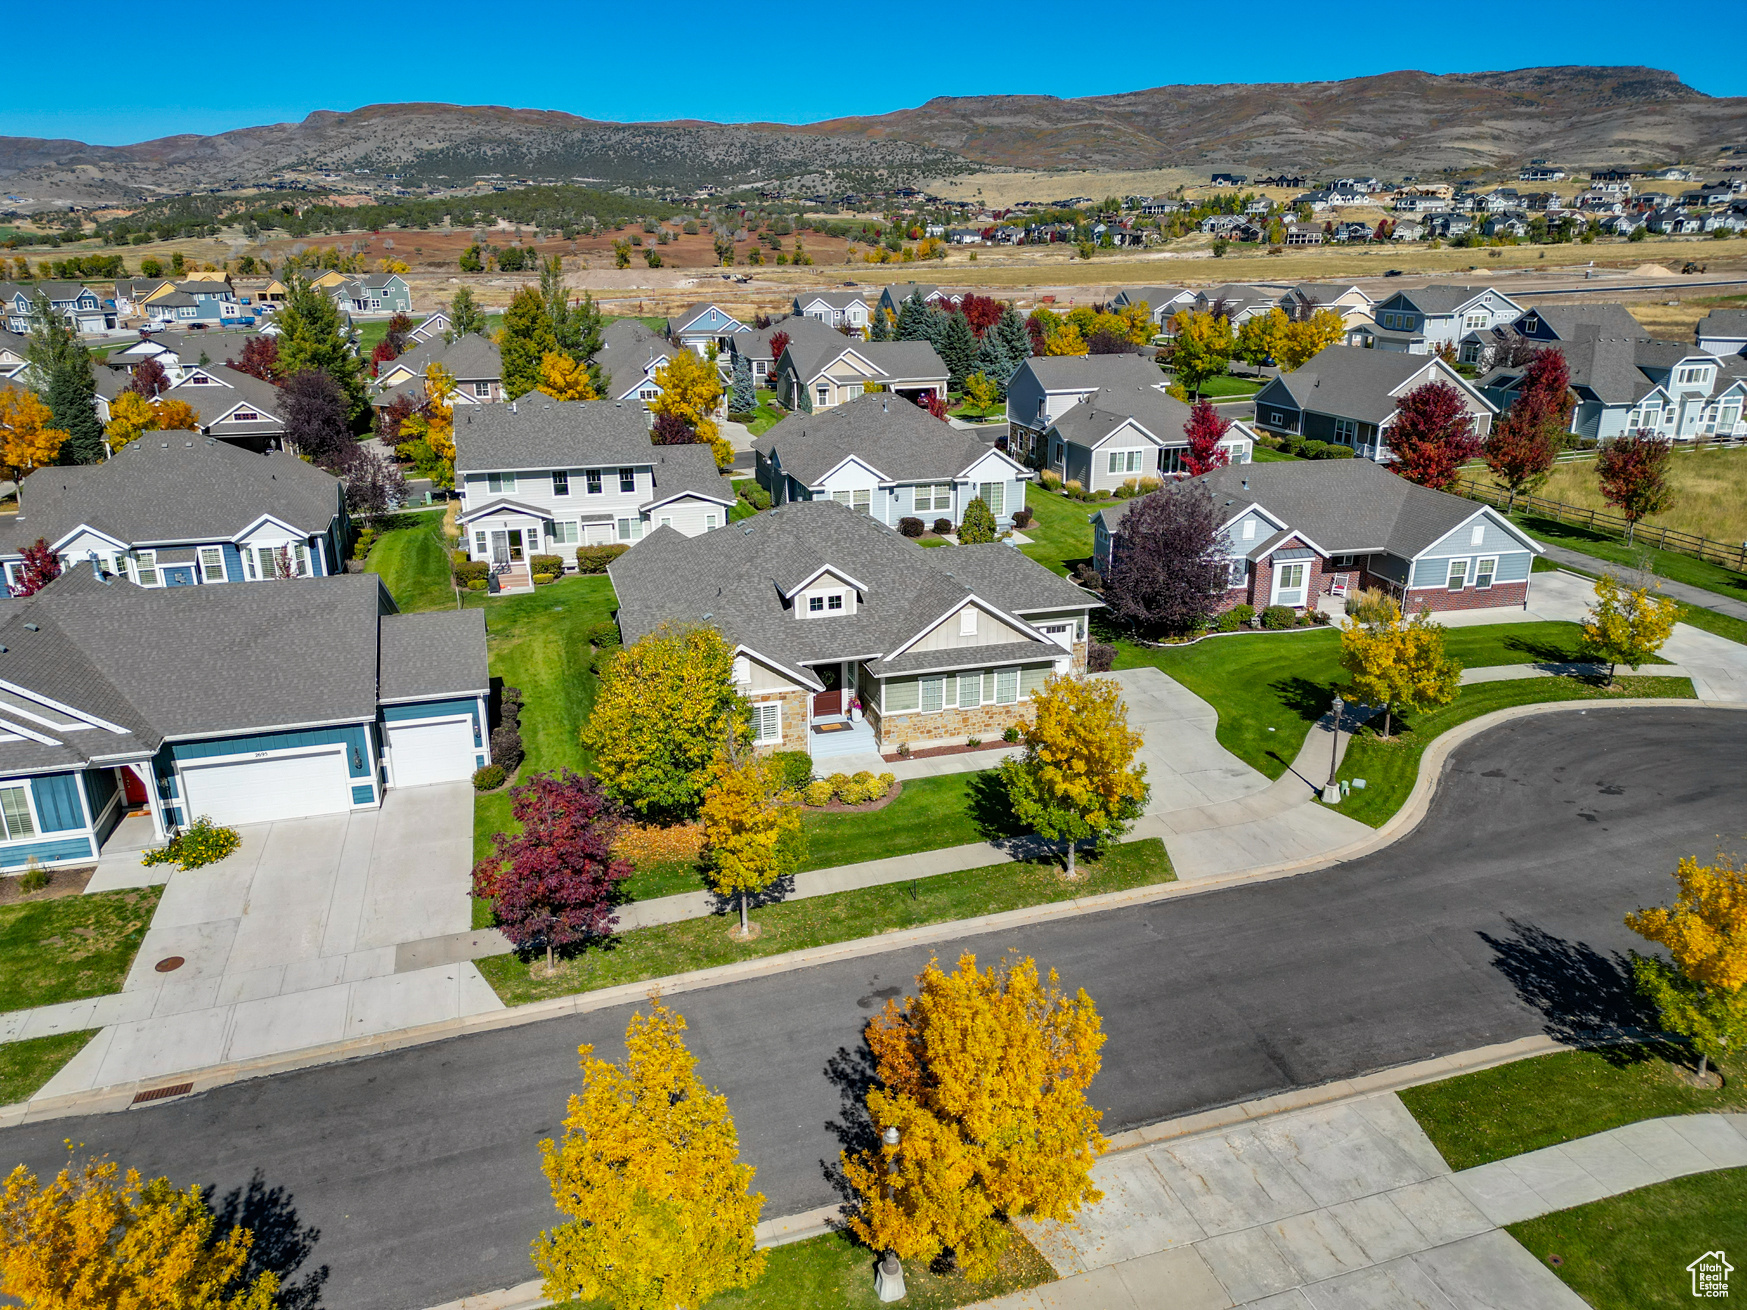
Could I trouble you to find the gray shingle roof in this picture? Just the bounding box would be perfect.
[1387,284,1489,315]
[1111,286,1187,309]
[796,291,866,311]
[379,610,489,702]
[644,444,735,508]
[1518,303,1648,341]
[881,283,940,305]
[1261,345,1488,425]
[1049,382,1202,450]
[1017,355,1165,393]
[381,333,501,387]
[1698,309,1747,339]
[1481,336,1724,406]
[595,317,673,370]
[607,499,1091,683]
[787,339,947,386]
[735,314,842,364]
[171,365,285,425]
[453,397,653,473]
[753,392,1008,483]
[11,440,339,555]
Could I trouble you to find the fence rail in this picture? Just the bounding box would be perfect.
[1451,478,1747,574]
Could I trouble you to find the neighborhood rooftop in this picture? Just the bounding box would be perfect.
[752,393,1004,484]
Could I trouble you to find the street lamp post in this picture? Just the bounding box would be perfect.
[1322,694,1344,804]
[875,1125,906,1302]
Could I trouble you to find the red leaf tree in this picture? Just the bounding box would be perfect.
[1103,481,1228,636]
[957,293,1003,338]
[1597,431,1675,544]
[1482,348,1572,510]
[126,357,171,400]
[227,335,280,383]
[12,538,60,597]
[768,330,790,368]
[1181,400,1232,476]
[917,391,948,420]
[1025,313,1049,356]
[471,770,632,974]
[1387,380,1480,490]
[651,411,696,445]
[369,340,396,379]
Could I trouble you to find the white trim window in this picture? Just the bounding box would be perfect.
[1226,559,1247,588]
[552,471,570,496]
[585,469,603,494]
[916,483,952,513]
[1272,561,1307,606]
[486,472,517,493]
[1106,449,1146,476]
[705,512,719,531]
[831,489,872,513]
[1333,417,1358,446]
[1474,557,1497,589]
[198,547,226,582]
[816,383,830,406]
[133,550,160,587]
[616,518,644,542]
[472,381,491,398]
[806,590,847,616]
[0,785,35,840]
[1447,558,1469,590]
[751,701,781,744]
[619,467,636,493]
[546,521,580,545]
[977,482,1005,515]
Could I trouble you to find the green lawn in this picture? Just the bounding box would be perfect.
[742,392,788,437]
[1509,1170,1746,1309]
[0,1031,97,1105]
[1334,674,1696,827]
[1185,375,1264,399]
[1399,1043,1747,1173]
[364,517,457,613]
[1017,488,1097,577]
[0,888,163,1014]
[799,771,1016,871]
[1513,511,1747,607]
[478,838,1174,1005]
[1248,444,1299,463]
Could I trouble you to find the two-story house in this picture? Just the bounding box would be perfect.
[1480,338,1747,442]
[1364,285,1525,360]
[594,317,676,408]
[453,397,735,590]
[143,281,248,329]
[792,291,869,335]
[1109,286,1196,328]
[1251,344,1495,461]
[3,437,347,593]
[1697,310,1747,358]
[1093,460,1542,615]
[666,303,748,356]
[0,328,27,380]
[753,393,1031,530]
[1,281,112,334]
[775,339,948,413]
[330,273,413,316]
[163,364,289,452]
[877,284,958,322]
[728,315,843,388]
[374,334,504,407]
[408,310,451,344]
[609,498,1096,763]
[1463,302,1648,371]
[1278,283,1377,338]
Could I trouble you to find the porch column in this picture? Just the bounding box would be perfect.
[141,765,168,842]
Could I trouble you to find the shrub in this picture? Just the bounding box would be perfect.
[490,724,525,773]
[1087,641,1116,673]
[18,864,49,892]
[1002,724,1021,743]
[574,543,630,573]
[1300,440,1329,459]
[1038,469,1062,489]
[472,764,506,791]
[932,517,953,536]
[585,620,621,648]
[738,481,770,510]
[1010,507,1032,529]
[765,750,814,793]
[1063,479,1083,497]
[529,553,565,575]
[825,772,852,796]
[1260,605,1296,629]
[1216,603,1256,632]
[1115,479,1139,499]
[141,815,241,870]
[532,572,556,585]
[896,742,912,758]
[898,516,925,538]
[803,779,834,806]
[1322,443,1355,459]
[453,559,490,583]
[613,820,705,866]
[965,736,982,749]
[1073,562,1103,592]
[1134,476,1162,493]
[466,578,487,591]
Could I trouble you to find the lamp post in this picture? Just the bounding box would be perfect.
[874,1125,906,1301]
[1322,694,1344,803]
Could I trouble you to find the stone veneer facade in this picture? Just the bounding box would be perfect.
[872,640,1088,753]
[749,688,810,757]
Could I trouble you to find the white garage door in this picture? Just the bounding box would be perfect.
[387,717,477,788]
[180,748,354,826]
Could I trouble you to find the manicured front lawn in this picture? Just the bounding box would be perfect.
[1398,1043,1747,1173]
[1509,1170,1746,1308]
[364,515,457,613]
[742,392,788,437]
[1334,674,1696,827]
[477,837,1174,1006]
[0,1030,97,1105]
[800,771,1016,871]
[1184,374,1263,399]
[0,888,163,1014]
[1016,488,1097,578]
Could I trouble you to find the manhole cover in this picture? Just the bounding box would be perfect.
[154,956,185,973]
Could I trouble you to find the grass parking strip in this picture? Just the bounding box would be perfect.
[0,1030,97,1105]
[0,887,163,1014]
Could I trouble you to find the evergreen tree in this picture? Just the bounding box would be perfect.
[500,284,558,400]
[868,306,891,342]
[987,304,1032,397]
[728,351,755,416]
[798,378,814,414]
[446,286,487,341]
[938,310,978,393]
[895,290,932,342]
[275,277,367,421]
[540,256,605,391]
[26,295,103,464]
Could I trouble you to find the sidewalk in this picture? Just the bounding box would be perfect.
[1536,540,1747,623]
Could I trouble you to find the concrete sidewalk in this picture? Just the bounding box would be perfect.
[1536,540,1747,622]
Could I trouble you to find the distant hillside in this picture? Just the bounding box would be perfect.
[3,67,1743,210]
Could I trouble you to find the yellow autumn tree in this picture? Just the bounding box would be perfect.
[535,1000,766,1310]
[1277,309,1347,372]
[538,350,597,402]
[1626,855,1747,1084]
[1339,600,1462,737]
[1044,322,1087,357]
[843,953,1106,1280]
[401,363,458,465]
[700,746,805,937]
[1116,302,1155,346]
[0,1154,278,1309]
[1236,307,1290,369]
[0,387,67,483]
[1166,310,1235,397]
[999,674,1149,877]
[649,349,731,468]
[1580,572,1679,685]
[154,397,202,432]
[104,390,158,450]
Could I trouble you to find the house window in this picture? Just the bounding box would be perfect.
[1333,417,1357,446]
[487,473,517,493]
[886,678,920,712]
[616,518,643,541]
[816,384,830,406]
[1273,562,1307,605]
[546,521,580,544]
[586,469,602,494]
[473,381,491,398]
[232,408,259,422]
[198,547,225,582]
[995,667,1019,705]
[1470,524,1485,546]
[1241,519,1257,541]
[1447,558,1469,590]
[832,489,872,513]
[552,471,570,496]
[1226,559,1247,588]
[752,702,781,744]
[1464,312,1488,329]
[639,387,659,402]
[1269,411,1285,426]
[919,676,945,713]
[0,786,34,840]
[705,513,718,530]
[474,531,488,558]
[958,670,982,708]
[1106,450,1145,475]
[619,467,636,493]
[977,482,1005,515]
[134,550,159,586]
[917,484,952,512]
[1475,557,1497,589]
[959,607,978,636]
[807,591,846,615]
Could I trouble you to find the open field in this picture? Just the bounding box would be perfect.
[1492,445,1747,544]
[1626,290,1747,339]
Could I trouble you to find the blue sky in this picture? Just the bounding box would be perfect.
[8,5,1741,145]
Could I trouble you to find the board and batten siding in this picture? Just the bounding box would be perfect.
[1409,511,1534,587]
[908,604,1030,652]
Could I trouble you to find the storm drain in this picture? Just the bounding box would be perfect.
[131,1082,193,1105]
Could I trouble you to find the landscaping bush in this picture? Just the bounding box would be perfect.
[1010,507,1032,529]
[1278,434,1303,456]
[1002,724,1021,743]
[532,573,555,585]
[1299,440,1329,459]
[738,481,770,511]
[1073,562,1103,592]
[453,559,490,583]
[142,815,241,870]
[1087,642,1116,673]
[1115,479,1139,499]
[803,779,834,807]
[1038,469,1062,489]
[574,544,630,574]
[490,724,524,774]
[1135,476,1162,493]
[585,620,621,648]
[17,864,49,893]
[765,750,814,793]
[1322,443,1354,459]
[1215,603,1256,632]
[932,517,953,536]
[1260,605,1297,629]
[472,764,506,791]
[529,553,565,576]
[897,516,925,538]
[466,578,487,591]
[1063,479,1084,497]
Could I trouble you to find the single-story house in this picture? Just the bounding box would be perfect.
[753,392,1031,530]
[164,364,289,452]
[1480,338,1746,442]
[1696,309,1747,358]
[4,436,348,593]
[793,291,869,334]
[105,329,266,390]
[453,396,734,591]
[0,567,488,864]
[374,333,503,407]
[666,303,748,356]
[594,317,676,407]
[609,498,1096,760]
[1251,344,1496,461]
[1092,459,1542,615]
[728,314,843,387]
[1192,283,1283,326]
[1037,377,1256,493]
[775,339,948,413]
[1109,286,1196,327]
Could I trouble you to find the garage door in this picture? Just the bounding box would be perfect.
[180,748,354,826]
[387,717,477,788]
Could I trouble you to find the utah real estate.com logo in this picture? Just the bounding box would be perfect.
[1689,1250,1733,1298]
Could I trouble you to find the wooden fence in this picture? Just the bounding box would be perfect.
[1451,478,1747,574]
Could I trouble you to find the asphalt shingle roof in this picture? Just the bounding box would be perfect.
[1698,309,1747,340]
[753,392,1008,483]
[1519,303,1648,341]
[1018,355,1166,392]
[735,315,842,364]
[381,333,501,387]
[787,340,947,386]
[379,610,489,702]
[453,397,654,473]
[1263,345,1482,425]
[1049,382,1202,449]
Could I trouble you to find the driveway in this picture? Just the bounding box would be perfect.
[23,783,500,1096]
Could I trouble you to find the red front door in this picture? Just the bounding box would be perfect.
[120,766,149,807]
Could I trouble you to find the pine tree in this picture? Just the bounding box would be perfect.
[275,276,368,421]
[500,285,558,401]
[868,306,891,342]
[987,304,1032,396]
[938,310,978,393]
[896,291,932,342]
[446,286,487,341]
[728,351,755,416]
[25,293,104,464]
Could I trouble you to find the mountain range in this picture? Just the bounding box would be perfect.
[3,66,1743,209]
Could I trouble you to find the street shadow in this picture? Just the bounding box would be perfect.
[1480,918,1658,1058]
[820,1038,882,1211]
[1500,633,1581,663]
[211,1171,328,1310]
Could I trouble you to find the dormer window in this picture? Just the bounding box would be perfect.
[808,592,845,614]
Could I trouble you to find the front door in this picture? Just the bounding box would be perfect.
[813,664,842,717]
[507,530,525,562]
[490,531,510,565]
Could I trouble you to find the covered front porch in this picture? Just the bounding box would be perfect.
[457,498,546,594]
[804,659,880,762]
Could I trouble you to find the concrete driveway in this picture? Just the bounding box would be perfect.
[1101,668,1273,816]
[31,783,500,1096]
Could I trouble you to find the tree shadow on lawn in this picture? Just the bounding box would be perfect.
[210,1170,328,1310]
[1271,674,1340,725]
[967,771,1034,846]
[1480,917,1661,1064]
[1497,633,1583,663]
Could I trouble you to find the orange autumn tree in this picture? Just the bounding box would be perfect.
[0,387,67,482]
[842,953,1106,1280]
[1626,855,1747,1084]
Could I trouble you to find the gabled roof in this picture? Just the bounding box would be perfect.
[1111,286,1188,309]
[379,332,501,387]
[11,440,338,556]
[786,339,947,386]
[754,392,1021,484]
[1260,345,1492,425]
[795,290,866,311]
[379,610,489,702]
[1515,303,1647,341]
[453,396,654,473]
[594,317,673,390]
[641,444,736,509]
[1015,354,1166,393]
[880,283,941,305]
[1384,283,1513,315]
[734,314,842,363]
[667,302,744,335]
[169,365,284,425]
[1048,381,1216,450]
[1481,336,1731,407]
[1696,308,1747,341]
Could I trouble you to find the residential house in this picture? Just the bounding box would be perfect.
[1251,344,1495,461]
[0,566,487,859]
[1480,338,1747,442]
[1285,223,1324,246]
[408,310,451,344]
[1482,213,1530,239]
[1367,285,1525,360]
[112,278,173,318]
[609,498,1095,761]
[1110,285,1196,328]
[1,281,111,334]
[374,334,503,407]
[666,303,748,356]
[1192,283,1281,326]
[1007,355,1164,458]
[1278,284,1377,338]
[143,281,249,329]
[877,284,959,320]
[1092,459,1542,615]
[0,328,26,380]
[1210,173,1248,186]
[775,339,948,413]
[1647,208,1706,235]
[753,393,1031,530]
[1518,167,1567,182]
[1696,309,1747,357]
[104,329,264,389]
[1390,219,1426,242]
[163,364,289,451]
[3,437,347,592]
[792,291,870,334]
[453,396,735,590]
[1510,302,1648,345]
[728,314,842,389]
[594,317,676,408]
[328,273,413,316]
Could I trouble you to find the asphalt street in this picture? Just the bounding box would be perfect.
[3,706,1741,1309]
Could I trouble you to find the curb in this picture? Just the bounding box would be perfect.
[5,698,1736,1128]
